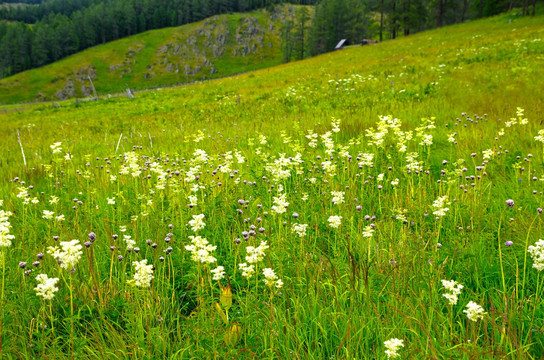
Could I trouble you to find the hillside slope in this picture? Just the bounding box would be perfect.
[0,9,544,359]
[0,5,305,104]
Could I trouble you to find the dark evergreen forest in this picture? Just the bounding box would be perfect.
[0,0,539,78]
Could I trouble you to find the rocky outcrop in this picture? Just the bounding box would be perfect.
[55,66,96,100]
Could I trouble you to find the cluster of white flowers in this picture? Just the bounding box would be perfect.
[405,152,423,173]
[211,266,226,281]
[448,133,456,143]
[384,338,404,359]
[47,240,83,271]
[306,131,318,148]
[107,197,116,205]
[185,236,217,264]
[528,239,544,271]
[266,154,294,182]
[34,274,60,300]
[328,215,342,229]
[331,191,345,204]
[321,161,337,176]
[482,148,494,160]
[358,153,374,167]
[271,193,289,214]
[120,152,141,177]
[245,241,269,264]
[192,149,209,164]
[534,129,544,143]
[321,132,335,156]
[16,186,38,205]
[362,225,374,238]
[128,259,154,288]
[188,214,206,233]
[441,279,463,305]
[239,241,269,279]
[149,161,168,190]
[42,210,55,220]
[239,263,255,278]
[0,208,15,248]
[292,223,308,238]
[188,195,198,207]
[416,117,435,146]
[185,165,201,183]
[123,235,136,250]
[331,117,341,133]
[432,196,450,217]
[262,268,283,288]
[50,142,63,154]
[463,301,487,322]
[506,107,528,127]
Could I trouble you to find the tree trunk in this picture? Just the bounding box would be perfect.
[379,0,384,42]
[532,0,536,16]
[436,0,443,28]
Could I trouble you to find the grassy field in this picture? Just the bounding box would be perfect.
[0,7,544,359]
[0,5,306,105]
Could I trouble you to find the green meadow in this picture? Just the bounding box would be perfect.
[0,7,543,359]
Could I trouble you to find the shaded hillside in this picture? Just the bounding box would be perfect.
[0,5,308,104]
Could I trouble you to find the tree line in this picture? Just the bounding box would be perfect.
[0,0,316,78]
[1,0,540,78]
[282,0,539,62]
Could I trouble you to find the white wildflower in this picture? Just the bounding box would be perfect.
[292,223,308,238]
[123,235,136,250]
[263,268,283,288]
[0,209,15,247]
[463,301,486,322]
[239,263,255,278]
[528,239,544,271]
[328,215,342,229]
[42,210,54,220]
[188,195,198,207]
[128,259,154,288]
[34,274,60,300]
[50,142,62,154]
[362,225,374,238]
[211,266,226,281]
[534,130,544,143]
[185,235,217,264]
[47,240,83,271]
[384,338,404,359]
[441,279,463,305]
[331,191,345,204]
[245,241,269,264]
[188,214,206,233]
[432,196,450,217]
[271,193,289,214]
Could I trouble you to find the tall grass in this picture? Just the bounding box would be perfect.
[0,8,543,359]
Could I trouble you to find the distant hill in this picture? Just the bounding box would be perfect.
[0,5,308,104]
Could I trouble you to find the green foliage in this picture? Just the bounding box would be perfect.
[0,9,543,359]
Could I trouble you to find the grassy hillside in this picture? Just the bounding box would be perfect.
[0,4,305,104]
[0,8,543,360]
